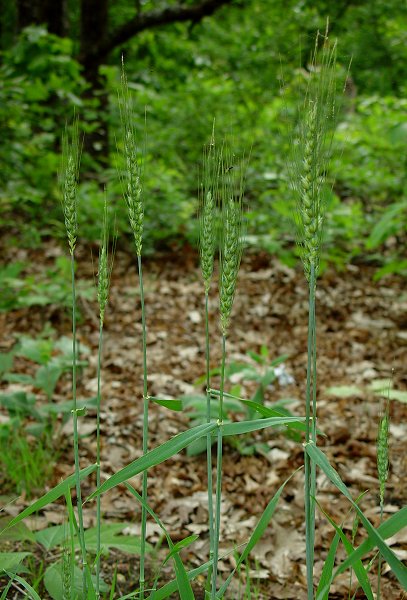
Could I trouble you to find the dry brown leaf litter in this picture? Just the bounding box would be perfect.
[0,242,406,599]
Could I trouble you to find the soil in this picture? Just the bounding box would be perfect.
[0,241,406,599]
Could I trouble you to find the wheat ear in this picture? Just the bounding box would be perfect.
[212,143,245,599]
[61,119,80,256]
[119,60,144,256]
[199,126,219,595]
[290,30,339,600]
[119,60,149,600]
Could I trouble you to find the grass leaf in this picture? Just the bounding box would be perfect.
[0,464,97,534]
[87,422,217,501]
[305,443,407,589]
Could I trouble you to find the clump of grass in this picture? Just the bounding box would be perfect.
[289,28,340,599]
[119,59,149,600]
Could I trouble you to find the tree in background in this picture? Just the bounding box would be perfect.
[6,0,240,158]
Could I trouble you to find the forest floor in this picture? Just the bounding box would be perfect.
[1,241,406,599]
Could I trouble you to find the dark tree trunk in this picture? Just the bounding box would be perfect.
[16,0,67,36]
[80,0,110,162]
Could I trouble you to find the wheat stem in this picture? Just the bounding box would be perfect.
[211,333,226,599]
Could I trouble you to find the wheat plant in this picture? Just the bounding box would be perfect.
[95,196,113,596]
[60,117,89,596]
[377,394,390,600]
[212,141,245,599]
[289,30,339,599]
[119,60,149,599]
[199,125,218,596]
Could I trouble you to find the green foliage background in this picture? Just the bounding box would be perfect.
[0,0,406,273]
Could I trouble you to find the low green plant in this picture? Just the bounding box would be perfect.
[0,257,94,313]
[180,348,297,456]
[0,332,91,496]
[0,515,146,599]
[0,418,55,497]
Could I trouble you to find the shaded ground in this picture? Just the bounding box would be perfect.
[1,241,406,599]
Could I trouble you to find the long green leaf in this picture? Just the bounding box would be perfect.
[315,501,373,600]
[87,422,217,501]
[3,573,41,600]
[150,398,183,411]
[315,531,340,600]
[305,443,407,588]
[0,464,97,535]
[145,563,211,600]
[125,483,195,600]
[217,468,301,598]
[335,505,407,577]
[222,416,304,436]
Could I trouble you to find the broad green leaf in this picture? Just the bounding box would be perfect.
[3,573,41,600]
[35,525,66,550]
[16,337,53,365]
[44,560,108,600]
[369,379,391,393]
[222,416,304,436]
[238,399,313,434]
[0,352,13,377]
[0,519,36,543]
[87,422,217,501]
[325,385,362,398]
[305,443,407,589]
[35,364,64,398]
[386,390,407,403]
[1,464,97,534]
[217,468,301,598]
[0,552,31,570]
[83,523,148,555]
[40,396,97,415]
[151,397,183,411]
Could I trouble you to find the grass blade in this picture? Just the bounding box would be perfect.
[315,500,374,600]
[87,422,217,501]
[1,464,97,534]
[217,467,301,598]
[305,442,407,588]
[3,573,41,600]
[335,505,407,576]
[125,483,195,600]
[222,416,305,436]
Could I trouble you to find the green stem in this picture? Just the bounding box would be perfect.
[138,253,149,600]
[71,254,87,596]
[377,501,384,600]
[96,321,103,597]
[205,292,215,595]
[305,263,316,600]
[211,334,226,599]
